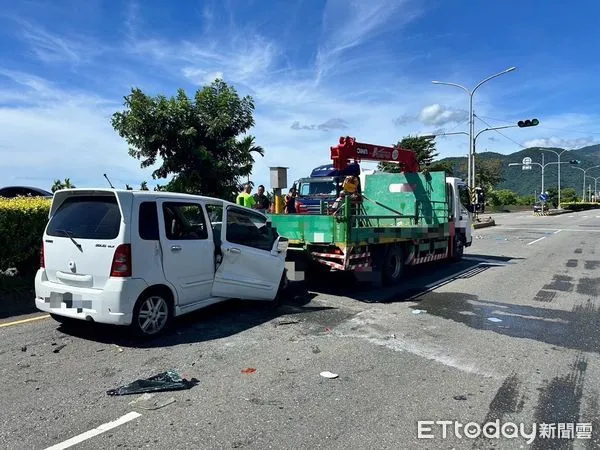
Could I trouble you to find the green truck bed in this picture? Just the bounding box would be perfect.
[269,171,452,248]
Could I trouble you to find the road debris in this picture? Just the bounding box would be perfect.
[21,346,27,352]
[412,309,426,315]
[311,345,321,354]
[487,317,503,323]
[320,371,339,379]
[241,368,257,374]
[106,370,199,396]
[52,344,66,353]
[113,344,124,353]
[453,395,468,401]
[275,319,300,327]
[129,393,176,410]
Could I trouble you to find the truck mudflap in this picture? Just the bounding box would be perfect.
[309,246,372,272]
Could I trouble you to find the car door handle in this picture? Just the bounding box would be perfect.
[227,248,241,254]
[171,245,182,252]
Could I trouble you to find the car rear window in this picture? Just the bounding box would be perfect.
[46,195,121,239]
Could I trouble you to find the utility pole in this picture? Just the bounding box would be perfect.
[432,67,516,191]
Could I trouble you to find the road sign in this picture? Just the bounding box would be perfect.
[522,157,532,165]
[539,193,548,201]
[522,165,532,170]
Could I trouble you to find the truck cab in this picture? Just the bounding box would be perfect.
[293,163,361,214]
[446,177,473,250]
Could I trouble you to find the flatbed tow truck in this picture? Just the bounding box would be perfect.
[268,136,473,286]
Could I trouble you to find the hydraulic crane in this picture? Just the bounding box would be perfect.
[330,136,420,173]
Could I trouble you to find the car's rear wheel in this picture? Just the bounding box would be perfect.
[131,290,173,338]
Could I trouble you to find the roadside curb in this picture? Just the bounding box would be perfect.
[473,220,496,229]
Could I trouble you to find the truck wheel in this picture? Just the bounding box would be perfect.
[382,245,404,285]
[452,235,464,261]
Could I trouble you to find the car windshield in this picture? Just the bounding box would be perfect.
[298,180,338,196]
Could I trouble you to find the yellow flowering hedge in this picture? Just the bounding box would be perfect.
[0,197,51,274]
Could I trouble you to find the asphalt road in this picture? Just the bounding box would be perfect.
[1,210,600,449]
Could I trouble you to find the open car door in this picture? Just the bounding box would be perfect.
[211,205,288,301]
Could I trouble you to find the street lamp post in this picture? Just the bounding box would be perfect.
[540,149,570,208]
[588,176,600,202]
[432,66,516,191]
[509,155,571,206]
[571,165,600,202]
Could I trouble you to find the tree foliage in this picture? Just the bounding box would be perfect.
[111,79,263,200]
[51,178,75,192]
[377,135,444,173]
[561,187,578,203]
[462,156,504,191]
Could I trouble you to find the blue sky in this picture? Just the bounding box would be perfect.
[1,0,600,191]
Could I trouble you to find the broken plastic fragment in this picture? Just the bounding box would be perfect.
[320,371,338,379]
[241,368,256,374]
[487,317,502,323]
[454,395,467,401]
[412,309,426,315]
[106,370,199,396]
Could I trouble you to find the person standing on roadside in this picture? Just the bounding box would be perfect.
[236,183,256,209]
[253,185,270,214]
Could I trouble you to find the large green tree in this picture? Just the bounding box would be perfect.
[377,135,450,173]
[111,79,263,200]
[461,156,504,191]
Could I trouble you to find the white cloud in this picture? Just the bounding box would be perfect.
[419,104,469,126]
[523,137,600,149]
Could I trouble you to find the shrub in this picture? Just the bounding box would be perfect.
[560,202,600,211]
[0,197,51,274]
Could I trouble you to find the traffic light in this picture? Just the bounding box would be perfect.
[569,160,581,164]
[517,118,539,127]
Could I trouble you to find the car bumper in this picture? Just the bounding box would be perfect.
[34,270,148,326]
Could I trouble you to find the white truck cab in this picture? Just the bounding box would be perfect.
[35,189,289,337]
[446,177,473,255]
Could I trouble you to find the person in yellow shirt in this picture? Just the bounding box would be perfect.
[236,183,256,208]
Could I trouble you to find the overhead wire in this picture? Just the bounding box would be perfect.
[475,115,527,148]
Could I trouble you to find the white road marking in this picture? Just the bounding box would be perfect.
[583,216,589,218]
[44,412,142,450]
[554,229,563,234]
[527,236,546,246]
[569,215,575,218]
[499,227,600,233]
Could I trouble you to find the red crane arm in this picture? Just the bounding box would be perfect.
[330,136,420,173]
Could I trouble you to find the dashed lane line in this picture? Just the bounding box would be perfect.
[527,236,546,246]
[44,412,142,449]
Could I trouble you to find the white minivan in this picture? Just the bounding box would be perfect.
[35,189,289,337]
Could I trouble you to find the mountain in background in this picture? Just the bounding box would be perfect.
[436,144,600,196]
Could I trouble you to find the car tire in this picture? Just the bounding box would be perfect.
[131,289,173,338]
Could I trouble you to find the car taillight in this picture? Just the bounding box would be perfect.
[110,244,132,277]
[40,243,45,268]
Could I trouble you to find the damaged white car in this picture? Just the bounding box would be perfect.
[35,189,289,337]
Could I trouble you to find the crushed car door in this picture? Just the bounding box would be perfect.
[211,205,286,301]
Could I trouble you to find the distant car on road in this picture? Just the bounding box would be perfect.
[0,186,53,198]
[533,202,549,213]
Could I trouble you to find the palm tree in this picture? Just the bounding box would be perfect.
[236,135,264,184]
[51,178,76,192]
